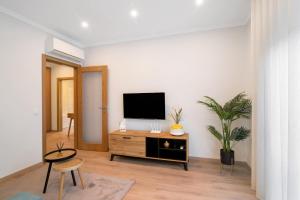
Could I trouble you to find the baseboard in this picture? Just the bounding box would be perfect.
[0,162,44,184]
[245,162,251,171]
[256,194,264,200]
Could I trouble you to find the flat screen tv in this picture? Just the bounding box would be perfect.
[123,92,165,120]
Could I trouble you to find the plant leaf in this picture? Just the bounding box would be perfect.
[223,92,252,121]
[230,127,250,141]
[198,96,225,120]
[207,125,223,142]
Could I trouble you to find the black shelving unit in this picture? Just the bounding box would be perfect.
[146,137,188,170]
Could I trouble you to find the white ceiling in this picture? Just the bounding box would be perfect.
[0,0,250,47]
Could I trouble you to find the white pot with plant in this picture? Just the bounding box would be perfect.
[170,108,184,136]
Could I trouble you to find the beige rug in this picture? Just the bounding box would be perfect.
[0,166,135,200]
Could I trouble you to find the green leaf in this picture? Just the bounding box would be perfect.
[223,122,229,134]
[170,107,183,124]
[223,92,252,121]
[223,93,246,111]
[198,96,225,120]
[230,127,250,141]
[207,125,223,142]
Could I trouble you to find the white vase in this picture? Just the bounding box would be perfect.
[119,119,126,132]
[170,128,184,136]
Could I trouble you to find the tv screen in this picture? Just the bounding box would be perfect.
[123,93,165,120]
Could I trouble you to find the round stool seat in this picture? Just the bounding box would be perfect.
[52,158,85,200]
[53,158,84,172]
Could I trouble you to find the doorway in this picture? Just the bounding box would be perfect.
[57,77,74,132]
[42,55,81,155]
[42,55,80,155]
[42,54,109,156]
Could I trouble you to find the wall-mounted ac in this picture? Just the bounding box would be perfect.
[46,37,85,62]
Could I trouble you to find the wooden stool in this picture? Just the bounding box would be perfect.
[67,113,75,137]
[53,158,84,200]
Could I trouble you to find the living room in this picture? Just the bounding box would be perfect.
[0,0,299,200]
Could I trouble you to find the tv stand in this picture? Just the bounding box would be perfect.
[109,130,189,170]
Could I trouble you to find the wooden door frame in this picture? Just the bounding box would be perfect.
[57,77,74,131]
[77,66,108,151]
[45,67,52,132]
[42,54,81,156]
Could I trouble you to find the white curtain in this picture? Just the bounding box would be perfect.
[251,0,300,199]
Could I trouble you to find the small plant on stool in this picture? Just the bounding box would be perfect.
[56,142,64,154]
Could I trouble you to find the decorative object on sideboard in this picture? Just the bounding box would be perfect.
[198,92,252,166]
[119,119,127,132]
[164,140,170,148]
[150,120,162,133]
[56,142,64,154]
[170,107,184,136]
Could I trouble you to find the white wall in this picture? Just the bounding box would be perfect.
[62,80,74,128]
[288,3,300,198]
[244,22,253,167]
[0,13,47,178]
[85,26,253,164]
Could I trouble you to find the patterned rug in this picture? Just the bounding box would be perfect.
[0,165,135,200]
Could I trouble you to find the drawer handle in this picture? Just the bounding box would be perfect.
[123,136,131,139]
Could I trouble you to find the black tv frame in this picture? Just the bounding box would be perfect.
[123,92,165,120]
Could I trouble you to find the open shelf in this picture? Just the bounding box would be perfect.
[146,137,159,158]
[146,137,187,161]
[159,148,186,151]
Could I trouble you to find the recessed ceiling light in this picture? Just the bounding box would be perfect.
[81,21,89,28]
[195,0,204,6]
[130,9,139,18]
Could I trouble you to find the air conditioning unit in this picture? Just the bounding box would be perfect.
[46,37,85,62]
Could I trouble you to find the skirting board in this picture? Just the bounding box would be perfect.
[0,162,44,184]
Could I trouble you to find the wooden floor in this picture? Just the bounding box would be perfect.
[46,128,74,153]
[72,151,256,200]
[44,129,257,199]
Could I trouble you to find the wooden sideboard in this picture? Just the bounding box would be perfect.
[109,130,189,170]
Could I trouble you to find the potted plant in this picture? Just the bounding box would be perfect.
[56,141,64,155]
[170,107,184,136]
[198,92,251,165]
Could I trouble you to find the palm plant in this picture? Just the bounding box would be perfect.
[170,108,183,124]
[198,92,251,153]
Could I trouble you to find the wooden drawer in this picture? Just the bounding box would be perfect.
[109,134,145,157]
